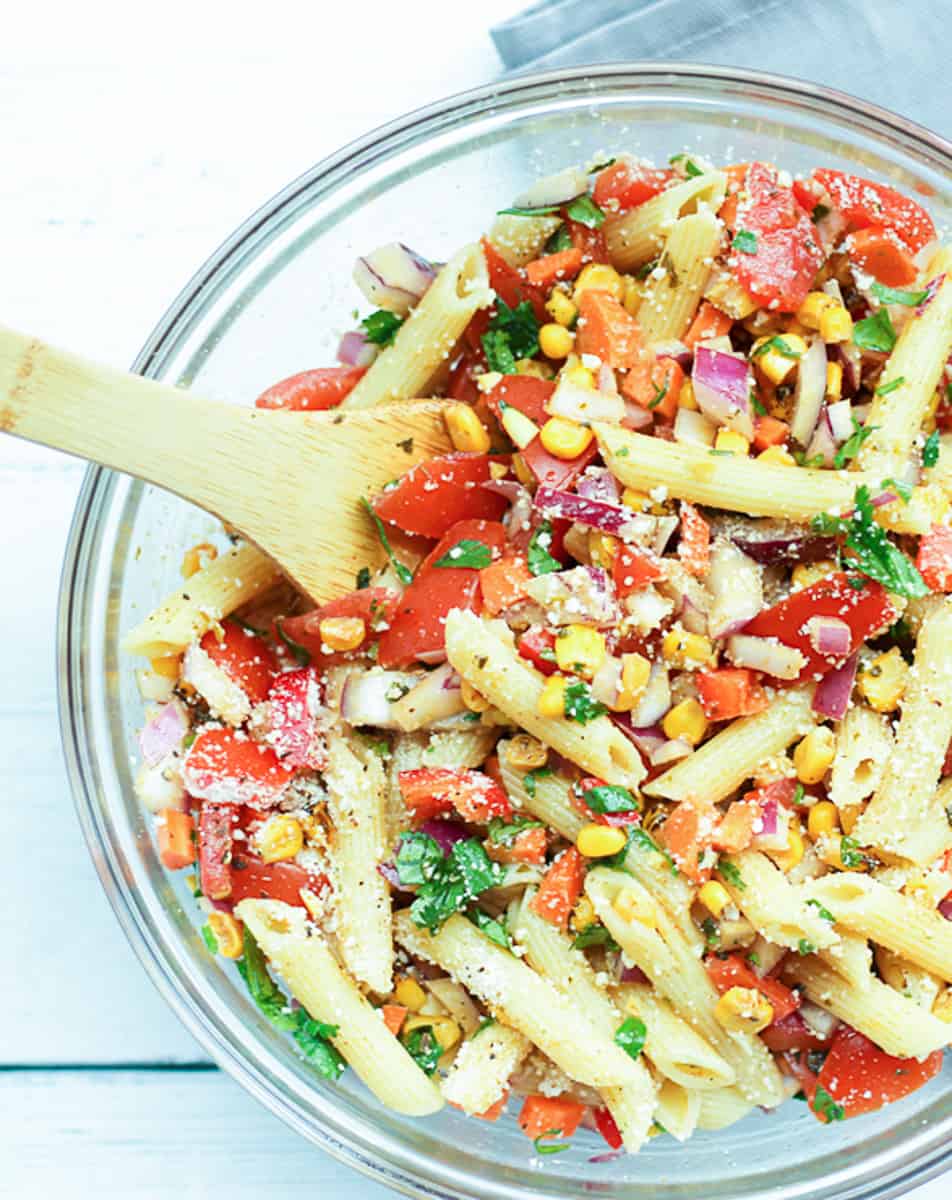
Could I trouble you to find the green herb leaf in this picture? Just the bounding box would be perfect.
[404,1026,441,1076]
[563,679,608,724]
[582,784,640,815]
[294,1015,346,1080]
[875,376,905,396]
[732,229,758,255]
[813,1084,845,1123]
[670,153,703,178]
[523,766,554,799]
[200,923,219,955]
[806,898,836,924]
[747,952,761,968]
[497,204,560,217]
[716,859,746,891]
[565,194,605,228]
[433,538,493,570]
[527,519,563,576]
[475,1016,495,1036]
[700,915,720,948]
[833,417,877,469]
[589,157,617,173]
[469,907,512,949]
[482,328,517,374]
[361,309,405,346]
[395,831,444,886]
[751,389,767,416]
[839,835,869,869]
[615,1016,648,1061]
[408,838,503,934]
[853,309,897,353]
[572,924,620,950]
[648,380,668,410]
[533,1130,571,1155]
[870,282,928,307]
[274,618,312,667]
[355,565,372,590]
[482,298,540,375]
[752,335,802,360]
[451,839,502,896]
[793,783,805,805]
[880,476,912,503]
[488,812,544,844]
[545,224,573,254]
[360,497,414,586]
[923,429,941,469]
[797,939,817,956]
[629,826,679,874]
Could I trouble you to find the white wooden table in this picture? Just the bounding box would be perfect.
[0,4,946,1197]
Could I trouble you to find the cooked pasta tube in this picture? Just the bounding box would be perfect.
[617,984,736,1091]
[719,851,839,953]
[636,212,721,341]
[696,1087,756,1131]
[236,899,443,1115]
[653,1078,701,1142]
[605,172,727,271]
[827,703,893,816]
[488,213,563,267]
[441,1022,532,1116]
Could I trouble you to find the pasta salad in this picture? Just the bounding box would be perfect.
[126,153,952,1154]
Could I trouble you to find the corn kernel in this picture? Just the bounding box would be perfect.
[752,333,808,385]
[461,679,490,713]
[757,445,796,466]
[430,1016,462,1051]
[507,733,548,771]
[512,452,534,488]
[825,360,843,402]
[489,460,509,481]
[767,824,805,872]
[794,727,836,785]
[622,274,645,316]
[150,654,182,679]
[840,805,860,835]
[791,559,837,590]
[394,977,427,1012]
[714,428,751,456]
[714,986,774,1033]
[445,404,491,453]
[933,987,952,1023]
[819,305,853,344]
[258,814,304,864]
[207,911,244,959]
[573,262,624,302]
[698,880,731,918]
[500,405,540,449]
[662,626,715,669]
[678,379,698,410]
[562,363,596,389]
[616,652,652,711]
[622,487,651,512]
[571,896,597,932]
[857,647,908,713]
[539,322,575,359]
[784,319,809,337]
[662,698,708,746]
[181,541,218,579]
[796,292,838,330]
[515,358,554,379]
[537,674,567,718]
[319,615,366,652]
[546,289,578,327]
[540,416,594,460]
[613,887,655,925]
[578,823,628,858]
[555,624,607,678]
[589,531,620,570]
[807,800,840,841]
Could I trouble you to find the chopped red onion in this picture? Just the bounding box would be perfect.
[481,478,525,503]
[597,363,620,395]
[512,166,589,210]
[420,818,471,855]
[692,345,754,439]
[917,274,946,316]
[650,738,692,766]
[340,670,418,727]
[391,663,465,731]
[680,594,709,636]
[546,377,625,424]
[589,1151,626,1165]
[760,797,779,837]
[591,655,623,709]
[826,400,855,444]
[534,486,635,536]
[833,341,862,396]
[791,338,827,446]
[938,896,952,921]
[806,411,836,467]
[651,339,692,369]
[337,329,378,368]
[707,540,763,638]
[378,860,409,891]
[674,407,717,448]
[139,700,188,766]
[353,243,435,316]
[610,718,667,760]
[799,1002,840,1040]
[812,653,858,720]
[727,634,805,680]
[577,468,620,506]
[620,963,650,984]
[622,400,654,430]
[720,517,836,566]
[807,616,851,657]
[628,663,671,727]
[524,565,619,628]
[653,515,679,556]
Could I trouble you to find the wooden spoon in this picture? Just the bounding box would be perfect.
[0,326,453,602]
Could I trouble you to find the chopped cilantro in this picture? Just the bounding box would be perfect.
[794,450,827,468]
[797,939,817,956]
[355,565,372,590]
[408,838,503,934]
[404,1026,441,1076]
[469,908,512,949]
[563,679,607,724]
[813,1084,845,1123]
[474,1016,495,1037]
[880,476,912,503]
[716,859,746,891]
[527,519,563,576]
[274,618,312,667]
[635,258,659,281]
[545,224,573,254]
[572,924,620,951]
[200,923,219,955]
[670,153,703,178]
[870,282,928,307]
[648,380,668,410]
[806,898,836,924]
[360,497,414,585]
[497,204,560,217]
[732,229,758,254]
[752,335,802,360]
[629,826,679,874]
[565,194,605,228]
[395,831,444,886]
[839,835,869,869]
[433,538,493,570]
[853,309,897,353]
[747,952,761,968]
[361,309,404,346]
[481,298,540,375]
[793,783,805,805]
[751,389,767,416]
[582,783,641,815]
[533,1130,570,1155]
[589,156,617,173]
[875,376,905,396]
[615,1016,647,1060]
[833,417,877,469]
[701,916,720,948]
[522,766,554,799]
[923,429,941,469]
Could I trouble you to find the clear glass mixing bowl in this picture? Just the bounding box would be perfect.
[59,63,951,1200]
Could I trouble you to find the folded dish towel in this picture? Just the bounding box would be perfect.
[492,0,950,137]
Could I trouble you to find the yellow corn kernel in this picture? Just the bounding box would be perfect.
[752,333,808,385]
[489,461,509,481]
[807,800,840,841]
[460,679,490,713]
[840,805,860,835]
[540,416,594,460]
[555,624,607,678]
[394,977,427,1012]
[429,1016,462,1052]
[819,305,854,344]
[698,880,731,918]
[825,360,843,402]
[319,615,366,652]
[445,404,491,454]
[515,358,554,380]
[794,727,836,785]
[662,698,708,746]
[537,674,567,718]
[150,654,182,679]
[857,647,909,713]
[714,986,774,1034]
[714,428,751,456]
[622,487,651,512]
[796,291,838,330]
[784,319,809,337]
[757,445,796,466]
[578,823,628,858]
[616,652,652,711]
[573,262,624,302]
[258,815,304,864]
[511,452,534,488]
[613,887,655,926]
[767,824,805,873]
[933,987,952,1023]
[622,274,645,316]
[539,322,575,359]
[181,541,218,579]
[589,531,621,570]
[571,896,597,933]
[661,626,715,669]
[791,559,837,590]
[500,404,540,449]
[507,733,548,771]
[562,363,596,389]
[207,911,244,959]
[546,289,578,327]
[678,379,698,410]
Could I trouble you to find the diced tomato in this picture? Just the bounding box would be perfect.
[484,375,555,425]
[488,824,548,865]
[565,216,609,265]
[744,776,801,811]
[447,352,483,405]
[519,435,599,491]
[517,627,558,675]
[518,1093,586,1140]
[742,574,896,682]
[525,247,584,289]
[157,809,196,871]
[612,543,663,596]
[753,415,790,451]
[479,555,533,616]
[372,453,509,539]
[472,1090,509,1122]
[916,523,952,591]
[593,161,672,214]
[684,301,733,351]
[200,622,278,705]
[573,776,641,829]
[198,802,233,899]
[658,800,716,883]
[813,169,936,253]
[713,799,759,853]
[183,728,296,808]
[227,852,324,908]
[781,1050,820,1104]
[696,668,768,721]
[847,228,919,288]
[677,501,711,577]
[377,519,508,669]
[761,1010,832,1053]
[530,847,585,930]
[278,587,397,664]
[593,1105,624,1150]
[481,237,547,321]
[266,668,326,770]
[575,291,644,369]
[814,1025,943,1121]
[380,1004,408,1036]
[706,953,800,1021]
[622,353,683,420]
[398,767,512,824]
[254,366,367,411]
[732,164,825,312]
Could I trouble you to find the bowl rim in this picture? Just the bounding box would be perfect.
[58,60,951,1200]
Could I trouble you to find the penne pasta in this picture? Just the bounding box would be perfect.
[696,1087,756,1131]
[827,703,893,817]
[719,850,840,953]
[441,1022,532,1116]
[488,213,563,267]
[636,212,721,342]
[617,984,736,1091]
[605,172,727,271]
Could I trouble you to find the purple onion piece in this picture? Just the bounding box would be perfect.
[938,896,952,921]
[790,338,827,446]
[337,329,378,368]
[577,467,620,506]
[716,517,837,566]
[511,165,589,210]
[139,700,188,766]
[812,653,859,721]
[652,338,692,369]
[916,273,946,316]
[420,818,471,855]
[833,342,862,396]
[692,345,753,439]
[620,963,650,984]
[808,616,852,657]
[352,243,434,316]
[760,797,779,837]
[534,486,630,535]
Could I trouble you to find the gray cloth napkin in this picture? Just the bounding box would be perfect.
[492,0,951,138]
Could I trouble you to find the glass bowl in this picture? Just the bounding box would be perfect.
[59,62,951,1200]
